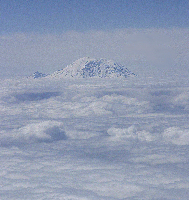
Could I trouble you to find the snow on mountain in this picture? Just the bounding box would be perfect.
[49,57,136,78]
[31,71,48,79]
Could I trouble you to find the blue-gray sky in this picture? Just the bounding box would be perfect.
[0,0,189,78]
[1,0,189,33]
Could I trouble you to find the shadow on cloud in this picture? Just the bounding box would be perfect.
[149,89,189,114]
[2,92,60,103]
[15,92,60,102]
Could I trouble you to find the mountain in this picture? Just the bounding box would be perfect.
[49,57,136,78]
[32,71,48,79]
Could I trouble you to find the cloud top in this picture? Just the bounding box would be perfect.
[0,121,67,146]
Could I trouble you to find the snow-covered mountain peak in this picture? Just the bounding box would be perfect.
[67,57,96,71]
[50,57,135,78]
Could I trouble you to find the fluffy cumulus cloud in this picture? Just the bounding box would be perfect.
[0,121,67,146]
[163,127,189,145]
[172,91,189,111]
[107,125,189,145]
[107,126,154,142]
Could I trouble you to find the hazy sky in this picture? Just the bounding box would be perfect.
[0,0,189,77]
[1,0,189,33]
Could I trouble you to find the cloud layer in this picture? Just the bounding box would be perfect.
[1,76,189,199]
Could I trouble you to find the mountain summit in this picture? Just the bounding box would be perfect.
[50,57,135,78]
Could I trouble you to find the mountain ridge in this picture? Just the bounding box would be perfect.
[49,57,136,78]
[31,57,136,79]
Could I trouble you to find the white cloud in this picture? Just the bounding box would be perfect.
[163,127,189,145]
[0,121,67,146]
[172,91,189,110]
[1,74,189,199]
[107,125,154,142]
